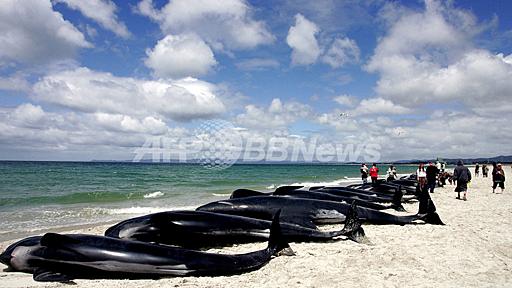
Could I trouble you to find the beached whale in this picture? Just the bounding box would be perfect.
[348,180,418,195]
[0,212,290,282]
[230,188,405,211]
[104,207,366,246]
[197,195,444,226]
[311,185,417,201]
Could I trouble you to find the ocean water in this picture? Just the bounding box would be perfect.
[0,161,418,241]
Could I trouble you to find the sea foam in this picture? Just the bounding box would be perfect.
[143,191,165,199]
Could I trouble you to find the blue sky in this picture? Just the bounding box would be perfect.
[1,0,512,161]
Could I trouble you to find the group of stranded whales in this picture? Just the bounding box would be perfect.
[1,175,444,282]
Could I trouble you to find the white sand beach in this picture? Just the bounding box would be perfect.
[1,166,511,288]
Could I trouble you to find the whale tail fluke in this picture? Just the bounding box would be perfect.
[418,198,445,225]
[268,210,294,256]
[339,201,367,243]
[417,187,431,214]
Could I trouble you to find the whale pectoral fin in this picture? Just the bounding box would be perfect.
[40,233,80,247]
[33,268,73,283]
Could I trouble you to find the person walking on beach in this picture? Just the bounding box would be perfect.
[492,163,505,193]
[482,164,489,178]
[453,160,471,201]
[426,161,439,193]
[475,163,480,177]
[387,165,397,181]
[360,163,369,184]
[369,163,379,185]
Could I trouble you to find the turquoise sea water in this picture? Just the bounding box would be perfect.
[0,161,418,241]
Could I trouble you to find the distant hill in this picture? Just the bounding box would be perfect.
[88,155,512,165]
[394,155,512,165]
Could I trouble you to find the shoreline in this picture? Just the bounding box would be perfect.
[1,167,511,287]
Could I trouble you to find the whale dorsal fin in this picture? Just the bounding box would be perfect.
[274,186,303,194]
[230,189,266,199]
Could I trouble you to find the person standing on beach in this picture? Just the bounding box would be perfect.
[386,165,397,181]
[453,160,471,201]
[416,163,427,188]
[426,162,439,193]
[360,163,369,184]
[482,164,488,178]
[436,160,442,172]
[475,163,480,177]
[492,163,505,193]
[369,163,379,185]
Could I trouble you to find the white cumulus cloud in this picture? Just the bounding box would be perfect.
[236,98,312,130]
[322,37,360,68]
[32,67,226,121]
[366,0,512,114]
[351,98,412,116]
[333,95,357,107]
[286,14,321,66]
[55,0,130,38]
[0,0,91,66]
[145,34,217,79]
[136,0,274,51]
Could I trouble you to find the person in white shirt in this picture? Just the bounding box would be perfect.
[436,161,442,171]
[360,163,369,184]
[387,165,397,181]
[416,163,427,188]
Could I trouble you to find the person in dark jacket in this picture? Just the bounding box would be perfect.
[492,163,505,193]
[425,161,439,193]
[453,160,471,201]
[482,164,489,178]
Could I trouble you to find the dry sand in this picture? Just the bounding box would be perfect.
[1,166,511,288]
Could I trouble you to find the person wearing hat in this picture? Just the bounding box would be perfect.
[453,160,471,201]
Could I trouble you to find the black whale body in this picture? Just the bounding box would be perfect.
[230,188,406,212]
[0,212,290,282]
[197,195,444,226]
[104,209,365,246]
